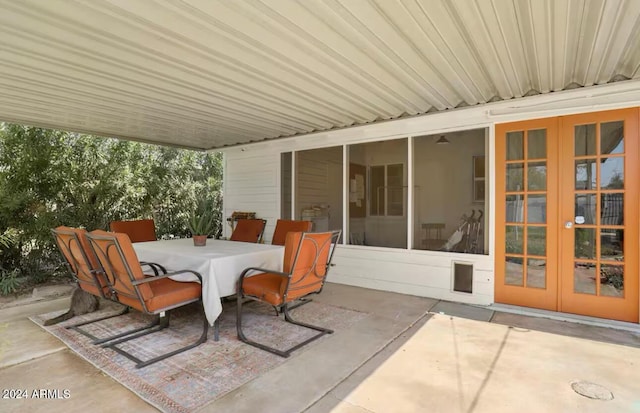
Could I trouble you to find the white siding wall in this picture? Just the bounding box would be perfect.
[295,148,343,231]
[223,152,280,241]
[222,83,640,305]
[329,247,493,305]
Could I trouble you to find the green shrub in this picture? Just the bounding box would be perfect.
[0,123,223,293]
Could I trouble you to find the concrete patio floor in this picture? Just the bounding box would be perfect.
[1,283,639,413]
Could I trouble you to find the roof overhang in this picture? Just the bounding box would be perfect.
[1,0,639,150]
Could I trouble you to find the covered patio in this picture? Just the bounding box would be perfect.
[2,283,640,412]
[2,1,640,411]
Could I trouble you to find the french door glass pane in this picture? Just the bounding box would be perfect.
[527,162,546,190]
[600,193,623,225]
[527,195,546,223]
[506,163,524,191]
[527,226,546,255]
[506,195,524,223]
[506,226,524,254]
[575,193,596,225]
[507,131,524,160]
[526,258,546,289]
[600,121,624,155]
[574,263,596,295]
[505,257,524,286]
[575,228,596,259]
[575,124,596,156]
[600,229,623,260]
[600,264,624,297]
[575,159,596,190]
[527,129,547,159]
[600,157,624,189]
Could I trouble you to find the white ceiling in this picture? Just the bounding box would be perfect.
[1,0,639,150]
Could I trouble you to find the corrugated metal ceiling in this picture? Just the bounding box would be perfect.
[1,0,639,150]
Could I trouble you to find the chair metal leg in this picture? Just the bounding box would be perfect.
[99,314,164,347]
[237,296,289,357]
[103,303,209,369]
[280,304,333,355]
[237,296,332,358]
[66,306,133,344]
[284,297,313,311]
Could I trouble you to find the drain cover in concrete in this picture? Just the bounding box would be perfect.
[571,381,614,400]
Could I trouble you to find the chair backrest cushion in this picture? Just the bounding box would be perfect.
[271,219,313,246]
[230,219,266,243]
[52,226,107,298]
[88,230,152,310]
[283,231,337,302]
[109,219,156,243]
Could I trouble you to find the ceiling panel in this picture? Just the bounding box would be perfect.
[0,0,639,150]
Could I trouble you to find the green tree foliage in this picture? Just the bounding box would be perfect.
[0,123,223,292]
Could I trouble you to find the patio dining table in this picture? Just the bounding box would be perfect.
[132,238,284,326]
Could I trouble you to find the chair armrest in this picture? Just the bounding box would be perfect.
[140,261,167,275]
[240,267,289,279]
[132,269,203,285]
[238,267,289,288]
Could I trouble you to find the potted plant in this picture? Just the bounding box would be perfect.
[188,203,215,246]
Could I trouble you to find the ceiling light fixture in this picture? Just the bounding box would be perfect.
[436,135,450,144]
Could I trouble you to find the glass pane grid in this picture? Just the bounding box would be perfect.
[600,260,624,266]
[574,259,598,265]
[504,128,550,290]
[573,120,627,298]
[599,189,627,193]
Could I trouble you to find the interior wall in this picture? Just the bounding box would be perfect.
[413,130,486,250]
[348,139,408,248]
[295,147,343,232]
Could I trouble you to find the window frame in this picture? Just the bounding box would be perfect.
[368,162,405,217]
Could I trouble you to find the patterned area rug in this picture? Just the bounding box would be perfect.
[31,300,367,413]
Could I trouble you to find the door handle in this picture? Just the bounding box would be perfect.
[564,221,573,229]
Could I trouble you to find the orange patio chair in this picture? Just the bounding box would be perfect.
[50,226,129,336]
[236,230,342,357]
[109,219,165,275]
[229,218,267,243]
[87,230,209,368]
[109,219,157,243]
[271,219,313,246]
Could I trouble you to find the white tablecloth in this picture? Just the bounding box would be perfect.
[132,239,284,325]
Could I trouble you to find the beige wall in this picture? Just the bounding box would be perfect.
[413,129,486,250]
[295,147,343,232]
[348,139,408,248]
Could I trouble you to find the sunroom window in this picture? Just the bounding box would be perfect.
[348,139,407,248]
[412,129,489,254]
[293,147,343,234]
[279,129,488,254]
